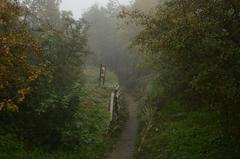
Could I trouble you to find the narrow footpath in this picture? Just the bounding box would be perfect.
[106,96,139,159]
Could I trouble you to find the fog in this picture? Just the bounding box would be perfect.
[60,0,132,19]
[2,0,238,159]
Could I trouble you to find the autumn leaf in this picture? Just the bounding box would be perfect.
[17,87,31,102]
[0,1,43,111]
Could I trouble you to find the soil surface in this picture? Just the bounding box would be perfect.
[106,96,139,159]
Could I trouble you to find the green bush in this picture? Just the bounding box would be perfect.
[136,101,229,159]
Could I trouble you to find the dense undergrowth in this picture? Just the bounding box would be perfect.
[135,99,229,159]
[0,66,124,159]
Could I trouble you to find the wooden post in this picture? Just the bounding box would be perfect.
[99,64,106,87]
[114,86,119,120]
[109,92,115,121]
[109,85,120,122]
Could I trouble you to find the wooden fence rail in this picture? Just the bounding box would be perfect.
[109,85,120,122]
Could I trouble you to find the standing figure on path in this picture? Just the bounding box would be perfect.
[99,64,106,87]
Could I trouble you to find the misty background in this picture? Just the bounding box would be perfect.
[60,0,157,85]
[60,0,132,19]
[2,0,240,158]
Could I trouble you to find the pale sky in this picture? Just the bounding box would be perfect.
[60,0,132,19]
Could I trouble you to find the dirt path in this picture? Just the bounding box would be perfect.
[106,96,139,159]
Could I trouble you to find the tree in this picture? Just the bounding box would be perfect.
[0,0,43,111]
[0,0,90,150]
[127,0,240,156]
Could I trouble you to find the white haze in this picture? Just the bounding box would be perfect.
[60,0,132,19]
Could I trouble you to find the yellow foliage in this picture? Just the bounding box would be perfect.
[28,69,42,82]
[0,1,43,112]
[0,102,4,111]
[17,87,31,102]
[0,101,19,112]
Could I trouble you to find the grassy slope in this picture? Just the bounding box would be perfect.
[135,101,228,159]
[0,66,118,159]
